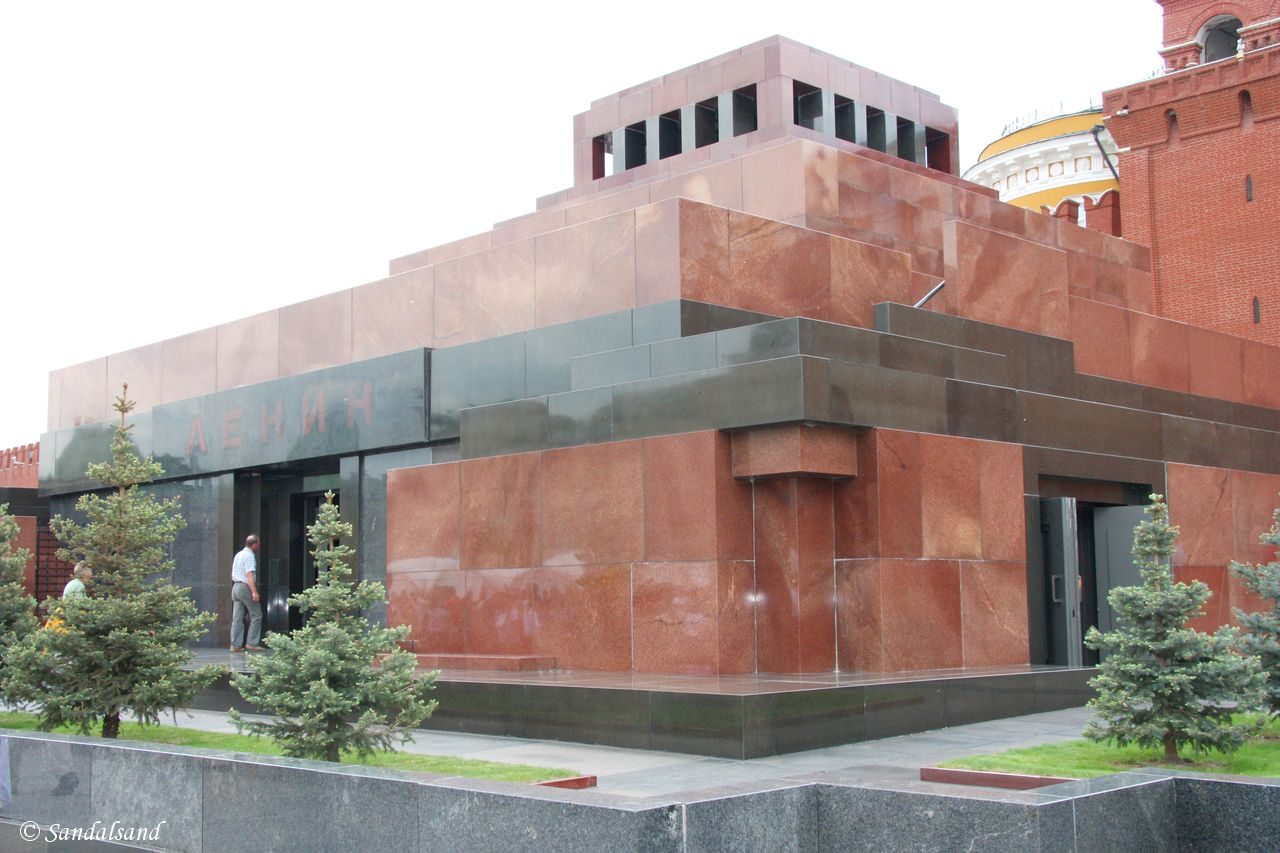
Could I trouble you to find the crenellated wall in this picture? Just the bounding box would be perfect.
[0,443,39,488]
[1105,42,1280,344]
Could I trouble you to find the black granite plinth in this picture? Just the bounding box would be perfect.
[188,662,1095,759]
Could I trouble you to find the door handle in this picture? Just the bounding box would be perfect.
[1051,574,1063,604]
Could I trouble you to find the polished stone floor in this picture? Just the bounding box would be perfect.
[142,703,1095,798]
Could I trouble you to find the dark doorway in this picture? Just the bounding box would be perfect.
[1040,494,1146,666]
[239,463,340,637]
[288,489,337,630]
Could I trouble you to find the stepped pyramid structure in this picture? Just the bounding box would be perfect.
[39,35,1280,755]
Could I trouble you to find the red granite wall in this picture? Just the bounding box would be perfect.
[1167,462,1280,632]
[833,429,1029,673]
[1069,296,1280,408]
[386,430,755,674]
[385,426,1029,675]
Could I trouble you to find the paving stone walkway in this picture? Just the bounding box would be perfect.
[158,704,1095,798]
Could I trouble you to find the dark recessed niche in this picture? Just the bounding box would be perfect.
[866,107,887,152]
[834,95,856,143]
[897,116,917,162]
[624,121,647,170]
[733,85,757,137]
[925,127,951,173]
[793,80,822,130]
[658,110,681,160]
[694,97,719,148]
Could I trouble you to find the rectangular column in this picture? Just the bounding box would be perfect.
[610,128,627,176]
[718,91,733,142]
[645,116,660,165]
[680,104,696,153]
[339,454,361,564]
[883,112,899,157]
[819,90,836,137]
[754,477,837,673]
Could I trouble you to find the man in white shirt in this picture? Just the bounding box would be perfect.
[230,534,263,651]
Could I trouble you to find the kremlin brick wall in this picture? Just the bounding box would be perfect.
[1106,44,1280,345]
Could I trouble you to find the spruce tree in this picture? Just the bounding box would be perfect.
[1085,494,1266,761]
[0,505,38,660]
[1,388,221,738]
[1231,507,1280,717]
[230,491,437,762]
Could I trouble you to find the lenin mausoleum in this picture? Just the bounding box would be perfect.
[12,4,1280,755]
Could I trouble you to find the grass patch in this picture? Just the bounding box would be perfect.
[0,712,577,783]
[942,716,1280,779]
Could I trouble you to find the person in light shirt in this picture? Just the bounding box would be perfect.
[229,534,264,652]
[62,562,91,598]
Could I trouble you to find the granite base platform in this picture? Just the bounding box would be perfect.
[2,730,1277,852]
[189,656,1095,759]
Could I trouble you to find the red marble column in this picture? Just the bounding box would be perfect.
[754,477,836,673]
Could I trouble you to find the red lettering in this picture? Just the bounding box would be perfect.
[302,391,326,436]
[222,408,243,449]
[260,400,284,444]
[346,382,372,428]
[186,416,208,455]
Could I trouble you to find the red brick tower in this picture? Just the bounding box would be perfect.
[1105,1,1280,343]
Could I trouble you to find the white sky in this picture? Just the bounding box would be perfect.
[0,1,1164,445]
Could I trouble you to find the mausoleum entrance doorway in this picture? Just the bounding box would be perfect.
[1038,479,1150,667]
[235,461,340,636]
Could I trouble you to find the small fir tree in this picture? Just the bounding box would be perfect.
[1,388,220,738]
[1085,494,1266,761]
[1230,507,1280,717]
[0,505,38,657]
[230,491,437,762]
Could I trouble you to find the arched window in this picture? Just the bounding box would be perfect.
[1166,109,1179,143]
[1241,90,1254,128]
[1201,15,1243,62]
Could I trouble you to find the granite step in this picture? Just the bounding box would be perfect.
[412,653,557,672]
